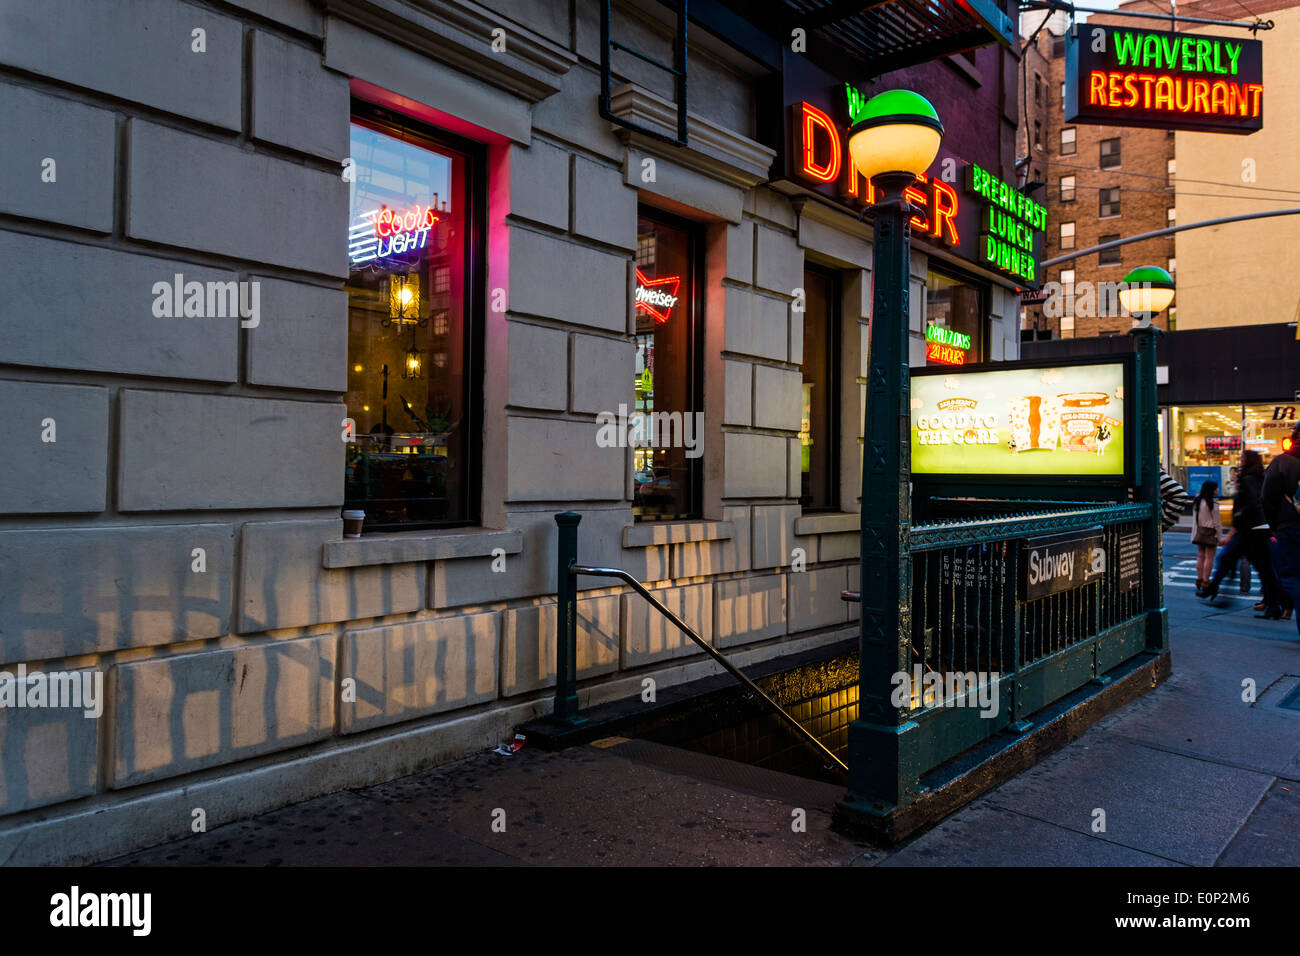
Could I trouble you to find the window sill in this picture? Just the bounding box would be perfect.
[622,519,734,549]
[793,513,859,536]
[322,527,523,569]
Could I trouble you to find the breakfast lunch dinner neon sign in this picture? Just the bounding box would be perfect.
[349,202,442,265]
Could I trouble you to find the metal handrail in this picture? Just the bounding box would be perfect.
[569,562,849,776]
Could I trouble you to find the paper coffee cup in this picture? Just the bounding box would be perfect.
[342,510,365,538]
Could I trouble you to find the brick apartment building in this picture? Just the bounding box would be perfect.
[1018,2,1181,339]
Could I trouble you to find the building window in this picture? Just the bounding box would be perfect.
[1060,81,1065,101]
[1059,221,1075,250]
[1167,158,1176,186]
[1051,37,1065,58]
[1167,207,1176,223]
[799,267,839,512]
[1060,127,1076,155]
[925,268,985,366]
[1060,268,1075,302]
[1168,257,1177,275]
[1034,121,1041,149]
[1035,73,1043,104]
[1100,137,1121,168]
[1099,187,1121,218]
[344,108,483,530]
[1099,234,1121,266]
[1060,315,1075,337]
[1059,175,1076,202]
[634,209,702,521]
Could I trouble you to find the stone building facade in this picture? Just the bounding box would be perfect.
[0,0,1023,862]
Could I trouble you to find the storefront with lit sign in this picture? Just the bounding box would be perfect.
[343,107,482,529]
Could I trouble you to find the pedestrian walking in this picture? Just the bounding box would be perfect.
[1191,480,1219,595]
[1202,450,1290,618]
[1159,468,1193,532]
[1262,422,1300,637]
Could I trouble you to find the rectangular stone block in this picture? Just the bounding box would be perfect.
[720,504,752,574]
[725,221,754,283]
[715,575,785,648]
[432,508,642,609]
[755,225,802,295]
[509,139,569,229]
[789,307,804,366]
[508,321,568,411]
[340,612,498,734]
[324,17,531,144]
[573,154,636,250]
[724,286,787,361]
[0,523,233,663]
[252,31,349,160]
[119,390,343,511]
[0,380,107,514]
[506,416,623,502]
[788,565,850,633]
[623,582,712,667]
[0,0,242,130]
[0,84,114,231]
[625,148,743,223]
[788,436,801,499]
[818,532,860,563]
[722,432,787,498]
[500,595,619,696]
[753,364,802,431]
[224,0,321,35]
[532,64,623,159]
[751,503,800,570]
[246,276,347,391]
[571,333,633,415]
[0,233,239,382]
[128,120,347,277]
[111,635,336,788]
[723,359,751,426]
[239,519,423,632]
[508,229,626,331]
[0,667,101,814]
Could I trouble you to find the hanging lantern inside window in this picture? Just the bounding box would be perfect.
[386,273,424,327]
[403,341,424,380]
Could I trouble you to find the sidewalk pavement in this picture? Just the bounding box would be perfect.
[109,538,1300,867]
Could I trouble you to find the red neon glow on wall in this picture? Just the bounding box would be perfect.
[799,102,841,183]
[634,268,682,324]
[926,341,967,365]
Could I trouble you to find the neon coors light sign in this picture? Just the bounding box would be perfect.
[349,203,442,266]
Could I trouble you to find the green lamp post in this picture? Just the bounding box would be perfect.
[1121,266,1175,653]
[1118,266,1176,323]
[840,90,944,825]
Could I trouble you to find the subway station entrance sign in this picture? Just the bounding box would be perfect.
[1066,25,1263,134]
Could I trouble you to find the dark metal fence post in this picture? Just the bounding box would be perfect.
[1130,324,1168,652]
[554,512,585,724]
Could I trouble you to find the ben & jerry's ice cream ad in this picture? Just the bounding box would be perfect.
[910,363,1126,476]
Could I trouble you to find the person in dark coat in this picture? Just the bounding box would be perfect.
[1262,422,1300,637]
[1203,450,1290,618]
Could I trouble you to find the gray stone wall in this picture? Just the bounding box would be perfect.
[0,0,1016,862]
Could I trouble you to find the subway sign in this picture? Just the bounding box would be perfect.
[1066,25,1263,134]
